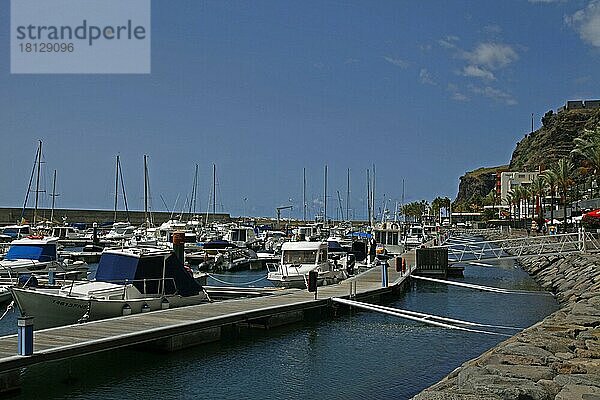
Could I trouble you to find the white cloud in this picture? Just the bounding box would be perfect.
[483,24,502,34]
[383,56,409,68]
[452,92,469,101]
[344,58,360,64]
[438,35,460,49]
[468,84,517,105]
[446,83,469,101]
[419,68,436,85]
[566,1,600,47]
[463,43,519,70]
[462,65,496,80]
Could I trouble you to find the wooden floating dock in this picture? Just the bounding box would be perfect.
[0,250,417,376]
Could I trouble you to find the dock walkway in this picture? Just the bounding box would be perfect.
[0,251,416,374]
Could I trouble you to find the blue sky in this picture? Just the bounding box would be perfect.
[1,0,600,219]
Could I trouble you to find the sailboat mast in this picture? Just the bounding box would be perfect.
[346,168,350,221]
[303,167,306,221]
[114,155,119,223]
[118,157,130,223]
[144,155,149,226]
[366,169,370,224]
[21,144,39,223]
[371,163,376,226]
[50,169,57,224]
[33,140,42,226]
[336,190,343,222]
[193,164,198,215]
[323,165,327,224]
[212,164,216,217]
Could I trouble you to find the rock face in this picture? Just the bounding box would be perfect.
[412,250,600,400]
[510,109,600,171]
[454,108,600,205]
[454,166,507,207]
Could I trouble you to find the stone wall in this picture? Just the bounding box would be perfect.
[0,207,231,226]
[412,252,600,400]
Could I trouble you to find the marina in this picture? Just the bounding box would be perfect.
[3,1,600,398]
[0,242,558,399]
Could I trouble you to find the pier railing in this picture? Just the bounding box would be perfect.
[441,231,600,263]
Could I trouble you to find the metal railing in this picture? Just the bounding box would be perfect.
[439,231,600,264]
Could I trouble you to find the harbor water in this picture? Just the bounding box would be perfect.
[0,248,557,399]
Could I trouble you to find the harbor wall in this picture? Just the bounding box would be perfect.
[0,207,231,226]
[412,249,600,399]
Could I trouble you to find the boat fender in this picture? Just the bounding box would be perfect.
[122,303,132,316]
[141,303,151,313]
[161,297,170,310]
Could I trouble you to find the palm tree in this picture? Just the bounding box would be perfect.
[571,125,600,196]
[505,191,514,221]
[542,169,557,226]
[552,158,574,230]
[530,176,547,225]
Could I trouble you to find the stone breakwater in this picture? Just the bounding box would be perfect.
[412,251,600,400]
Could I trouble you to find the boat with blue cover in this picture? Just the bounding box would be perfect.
[10,246,208,329]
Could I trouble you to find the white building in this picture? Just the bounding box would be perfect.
[499,171,539,203]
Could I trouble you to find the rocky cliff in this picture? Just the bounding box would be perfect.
[455,166,507,207]
[510,109,600,171]
[454,108,600,206]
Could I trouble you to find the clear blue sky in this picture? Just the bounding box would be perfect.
[1,0,599,219]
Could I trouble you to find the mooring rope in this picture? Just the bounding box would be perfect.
[207,274,268,286]
[412,275,553,296]
[0,300,14,321]
[333,298,512,337]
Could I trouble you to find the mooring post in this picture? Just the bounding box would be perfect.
[92,222,99,245]
[173,231,185,265]
[48,267,55,286]
[17,317,34,356]
[381,262,388,287]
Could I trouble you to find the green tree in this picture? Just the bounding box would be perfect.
[542,169,557,225]
[552,158,574,230]
[530,176,547,224]
[571,125,600,196]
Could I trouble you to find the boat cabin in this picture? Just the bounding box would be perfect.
[281,241,327,266]
[0,225,31,242]
[94,248,202,296]
[224,227,257,247]
[4,237,58,262]
[50,226,84,240]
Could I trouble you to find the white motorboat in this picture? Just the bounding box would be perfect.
[404,225,425,249]
[0,236,65,278]
[50,225,88,240]
[10,246,208,329]
[104,222,135,241]
[0,225,32,242]
[267,241,347,289]
[373,223,405,256]
[223,226,258,249]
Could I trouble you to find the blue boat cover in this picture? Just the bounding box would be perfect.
[95,252,201,296]
[347,232,372,239]
[5,244,56,262]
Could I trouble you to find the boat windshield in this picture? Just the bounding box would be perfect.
[283,250,318,264]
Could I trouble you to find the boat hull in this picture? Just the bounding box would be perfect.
[10,287,206,330]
